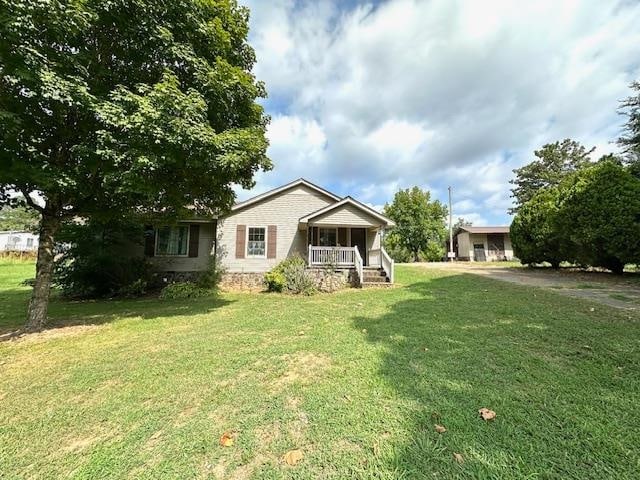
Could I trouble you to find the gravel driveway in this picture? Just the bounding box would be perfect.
[414,262,640,311]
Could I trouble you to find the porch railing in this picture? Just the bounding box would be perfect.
[308,245,357,267]
[354,246,363,286]
[369,247,395,284]
[381,246,395,284]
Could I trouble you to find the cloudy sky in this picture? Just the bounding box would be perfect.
[237,0,640,225]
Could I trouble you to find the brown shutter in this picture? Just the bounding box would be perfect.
[267,225,277,259]
[144,225,155,257]
[235,225,246,258]
[188,224,200,258]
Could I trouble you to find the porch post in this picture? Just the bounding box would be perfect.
[307,224,313,266]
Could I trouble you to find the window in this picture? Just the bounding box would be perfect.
[26,238,34,248]
[247,227,266,257]
[155,226,189,256]
[487,234,505,254]
[7,236,20,249]
[319,228,337,247]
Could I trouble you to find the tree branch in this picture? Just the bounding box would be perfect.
[19,189,45,214]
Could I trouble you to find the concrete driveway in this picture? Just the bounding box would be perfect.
[414,262,640,311]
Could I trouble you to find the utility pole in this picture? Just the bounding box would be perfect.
[448,186,454,262]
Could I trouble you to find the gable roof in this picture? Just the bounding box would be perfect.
[460,226,510,234]
[230,178,341,212]
[299,196,395,227]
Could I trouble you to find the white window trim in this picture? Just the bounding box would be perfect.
[154,225,190,257]
[246,225,268,259]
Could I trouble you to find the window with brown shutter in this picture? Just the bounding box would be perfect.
[267,225,277,258]
[188,224,200,258]
[236,225,246,258]
[144,225,155,257]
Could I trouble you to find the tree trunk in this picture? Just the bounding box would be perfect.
[25,214,60,331]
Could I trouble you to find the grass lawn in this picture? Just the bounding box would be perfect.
[1,261,639,479]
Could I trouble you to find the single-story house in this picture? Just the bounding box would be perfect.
[0,231,39,252]
[141,178,396,287]
[455,226,513,261]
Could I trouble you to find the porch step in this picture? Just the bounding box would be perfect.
[360,268,390,284]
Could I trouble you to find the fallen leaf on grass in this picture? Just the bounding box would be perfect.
[283,449,304,466]
[453,453,464,464]
[434,424,447,433]
[219,431,234,447]
[478,408,496,421]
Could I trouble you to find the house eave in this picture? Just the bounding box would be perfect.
[298,196,395,228]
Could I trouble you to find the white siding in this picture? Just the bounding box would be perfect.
[218,185,335,273]
[466,233,513,261]
[311,204,383,227]
[504,234,514,260]
[0,231,39,252]
[456,232,471,260]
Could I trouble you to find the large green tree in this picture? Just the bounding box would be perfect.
[509,139,593,213]
[510,188,564,268]
[556,159,640,274]
[618,81,640,177]
[383,187,447,262]
[0,0,270,330]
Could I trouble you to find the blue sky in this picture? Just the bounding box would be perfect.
[237,0,640,225]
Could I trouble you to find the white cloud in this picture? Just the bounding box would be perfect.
[241,0,640,224]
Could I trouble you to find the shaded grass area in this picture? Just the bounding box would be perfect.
[0,263,639,478]
[0,260,35,334]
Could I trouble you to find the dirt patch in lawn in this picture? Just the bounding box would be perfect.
[415,263,640,311]
[0,324,99,343]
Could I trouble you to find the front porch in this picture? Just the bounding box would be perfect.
[306,227,394,285]
[298,196,397,285]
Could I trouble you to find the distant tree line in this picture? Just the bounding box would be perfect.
[510,82,640,273]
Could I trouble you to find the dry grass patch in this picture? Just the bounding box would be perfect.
[273,352,332,391]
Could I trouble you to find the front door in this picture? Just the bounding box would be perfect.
[473,243,486,261]
[351,228,367,266]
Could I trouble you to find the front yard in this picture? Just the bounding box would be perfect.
[1,260,639,479]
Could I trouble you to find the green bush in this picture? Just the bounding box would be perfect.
[383,234,412,263]
[420,240,445,262]
[511,158,640,273]
[196,256,223,290]
[159,282,211,300]
[264,270,285,292]
[54,217,153,298]
[282,260,316,295]
[264,254,316,294]
[511,187,565,268]
[557,160,640,273]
